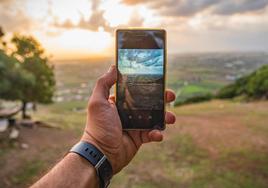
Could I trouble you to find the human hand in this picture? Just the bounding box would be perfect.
[81,65,176,174]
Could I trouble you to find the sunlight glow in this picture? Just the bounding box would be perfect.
[138,5,159,26]
[58,29,111,52]
[9,0,267,59]
[102,1,133,27]
[50,0,91,24]
[188,15,203,29]
[39,28,113,59]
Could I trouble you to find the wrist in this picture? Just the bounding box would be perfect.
[65,153,99,188]
[81,131,120,174]
[71,140,113,187]
[81,131,122,174]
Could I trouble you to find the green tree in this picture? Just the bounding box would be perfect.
[10,35,55,118]
[0,27,35,115]
[0,50,35,103]
[217,65,268,100]
[0,28,55,119]
[0,26,6,49]
[246,65,268,99]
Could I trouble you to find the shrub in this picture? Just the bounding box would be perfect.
[216,65,268,100]
[175,92,213,106]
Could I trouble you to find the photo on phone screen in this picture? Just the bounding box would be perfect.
[116,29,166,130]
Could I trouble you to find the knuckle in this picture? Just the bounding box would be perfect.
[88,98,104,111]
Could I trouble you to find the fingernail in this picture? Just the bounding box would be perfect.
[108,65,115,73]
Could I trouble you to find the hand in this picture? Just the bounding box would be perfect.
[81,65,176,174]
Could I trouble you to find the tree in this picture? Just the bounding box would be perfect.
[246,65,268,99]
[0,50,35,110]
[11,35,55,118]
[0,29,55,119]
[0,26,6,49]
[217,65,268,100]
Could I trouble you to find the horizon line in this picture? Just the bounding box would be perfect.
[51,50,268,62]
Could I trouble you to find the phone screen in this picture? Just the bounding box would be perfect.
[116,29,166,130]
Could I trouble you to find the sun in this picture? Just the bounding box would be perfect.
[102,1,133,27]
[42,28,112,59]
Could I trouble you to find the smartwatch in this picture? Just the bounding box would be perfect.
[70,141,113,188]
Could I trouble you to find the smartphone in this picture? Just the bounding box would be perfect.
[115,29,166,130]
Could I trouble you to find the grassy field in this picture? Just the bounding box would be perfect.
[1,53,268,187]
[110,100,268,188]
[1,100,267,188]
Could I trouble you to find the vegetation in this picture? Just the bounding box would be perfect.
[217,65,268,100]
[0,26,55,118]
[1,57,268,187]
[174,85,213,106]
[174,65,268,106]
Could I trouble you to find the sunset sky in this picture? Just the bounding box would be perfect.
[0,0,268,59]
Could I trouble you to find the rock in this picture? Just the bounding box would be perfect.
[9,128,19,139]
[21,143,29,149]
[0,119,8,132]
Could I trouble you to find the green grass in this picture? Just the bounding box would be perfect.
[11,160,45,186]
[175,84,214,106]
[23,99,268,188]
[111,100,268,188]
[111,133,209,188]
[177,85,211,95]
[32,101,87,133]
[111,131,268,188]
[3,100,267,188]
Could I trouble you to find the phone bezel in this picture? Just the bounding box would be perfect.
[115,28,167,130]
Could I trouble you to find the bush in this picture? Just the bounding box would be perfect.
[216,65,268,100]
[246,65,268,99]
[175,92,213,106]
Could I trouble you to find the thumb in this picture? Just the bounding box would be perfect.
[92,65,117,100]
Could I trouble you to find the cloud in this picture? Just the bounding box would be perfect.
[0,0,33,32]
[53,0,144,32]
[127,10,144,27]
[52,0,110,31]
[122,0,268,17]
[160,0,221,17]
[212,0,268,15]
[78,0,112,32]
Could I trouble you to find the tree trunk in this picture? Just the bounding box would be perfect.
[21,101,27,119]
[33,102,37,111]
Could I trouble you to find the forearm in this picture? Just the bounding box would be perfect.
[32,153,99,188]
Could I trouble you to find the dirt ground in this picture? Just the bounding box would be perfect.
[175,115,268,157]
[0,126,78,188]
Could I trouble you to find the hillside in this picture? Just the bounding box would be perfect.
[1,52,268,187]
[111,100,268,188]
[217,65,268,99]
[1,100,267,188]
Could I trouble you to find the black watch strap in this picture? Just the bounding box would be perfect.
[70,141,113,188]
